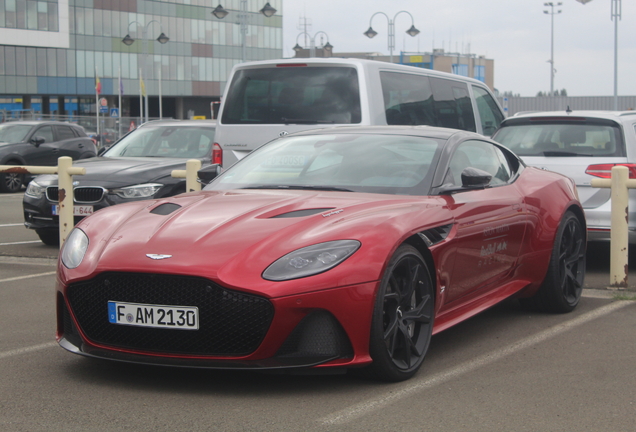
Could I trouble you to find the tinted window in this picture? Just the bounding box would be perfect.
[34,126,54,142]
[381,72,476,132]
[472,86,504,135]
[56,126,75,140]
[221,67,361,125]
[493,121,624,157]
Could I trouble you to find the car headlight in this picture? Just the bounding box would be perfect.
[25,180,46,199]
[61,228,89,269]
[112,183,163,199]
[263,240,361,281]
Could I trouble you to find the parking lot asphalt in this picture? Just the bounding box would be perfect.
[1,190,635,431]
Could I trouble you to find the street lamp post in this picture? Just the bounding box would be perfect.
[212,2,277,63]
[293,31,332,58]
[576,0,621,110]
[543,2,562,97]
[122,21,169,123]
[363,11,420,63]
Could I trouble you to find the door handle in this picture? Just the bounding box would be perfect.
[78,144,84,148]
[52,149,59,153]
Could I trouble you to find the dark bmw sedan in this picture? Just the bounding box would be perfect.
[0,121,97,192]
[23,120,217,245]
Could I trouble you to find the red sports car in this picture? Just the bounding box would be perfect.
[56,126,586,382]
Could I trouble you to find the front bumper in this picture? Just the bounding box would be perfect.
[56,274,376,371]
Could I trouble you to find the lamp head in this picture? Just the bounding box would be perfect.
[212,4,229,19]
[156,32,170,44]
[406,25,420,37]
[260,2,277,18]
[122,34,135,46]
[363,27,378,39]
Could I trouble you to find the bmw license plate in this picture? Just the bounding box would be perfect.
[108,301,199,330]
[52,205,93,216]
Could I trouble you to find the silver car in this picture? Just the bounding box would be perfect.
[492,110,636,243]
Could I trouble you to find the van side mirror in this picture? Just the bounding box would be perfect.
[197,164,222,185]
[31,136,46,147]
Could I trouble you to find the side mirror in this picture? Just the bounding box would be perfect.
[197,164,222,185]
[98,147,108,156]
[438,167,492,195]
[31,136,46,147]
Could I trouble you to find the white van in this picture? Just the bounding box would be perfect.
[214,58,505,167]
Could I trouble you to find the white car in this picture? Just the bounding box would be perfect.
[492,110,636,243]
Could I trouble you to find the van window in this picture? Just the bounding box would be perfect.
[472,86,504,135]
[381,72,476,132]
[221,67,361,125]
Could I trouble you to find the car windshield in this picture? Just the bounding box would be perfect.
[103,125,215,158]
[206,133,442,196]
[0,124,32,143]
[493,121,624,157]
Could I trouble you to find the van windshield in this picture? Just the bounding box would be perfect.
[221,66,361,125]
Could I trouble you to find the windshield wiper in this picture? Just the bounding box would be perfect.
[242,185,353,192]
[542,151,594,157]
[281,118,336,125]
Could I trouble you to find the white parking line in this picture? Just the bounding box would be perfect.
[0,223,24,227]
[0,342,57,360]
[319,300,632,426]
[0,271,56,283]
[0,240,42,246]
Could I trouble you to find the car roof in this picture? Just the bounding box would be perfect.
[0,120,83,127]
[287,125,481,141]
[504,110,636,124]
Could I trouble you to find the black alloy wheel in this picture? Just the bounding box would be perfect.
[0,162,24,193]
[368,244,434,382]
[521,211,586,313]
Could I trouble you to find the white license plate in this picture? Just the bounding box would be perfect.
[52,205,93,216]
[108,301,199,330]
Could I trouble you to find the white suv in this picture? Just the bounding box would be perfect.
[492,110,636,243]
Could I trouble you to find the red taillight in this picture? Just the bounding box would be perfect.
[212,143,223,165]
[586,163,636,179]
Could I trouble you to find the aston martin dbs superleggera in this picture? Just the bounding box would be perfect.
[56,126,586,382]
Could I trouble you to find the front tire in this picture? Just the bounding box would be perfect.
[367,244,435,382]
[521,210,585,313]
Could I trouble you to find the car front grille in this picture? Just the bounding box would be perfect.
[46,186,105,203]
[66,272,275,356]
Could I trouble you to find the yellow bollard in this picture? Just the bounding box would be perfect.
[590,165,636,289]
[170,159,202,192]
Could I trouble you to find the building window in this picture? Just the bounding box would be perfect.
[474,65,486,83]
[452,64,468,77]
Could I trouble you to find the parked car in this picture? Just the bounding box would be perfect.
[56,125,585,382]
[23,119,216,245]
[0,121,97,193]
[214,57,505,167]
[492,110,636,243]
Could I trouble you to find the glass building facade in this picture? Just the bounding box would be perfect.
[0,0,283,119]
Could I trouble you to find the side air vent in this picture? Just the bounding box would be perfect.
[271,208,334,219]
[418,224,453,246]
[150,203,182,215]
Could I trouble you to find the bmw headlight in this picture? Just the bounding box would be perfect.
[112,183,163,199]
[61,228,89,269]
[263,240,361,281]
[25,180,46,199]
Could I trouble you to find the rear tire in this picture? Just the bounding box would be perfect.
[366,244,435,382]
[0,161,24,193]
[520,211,585,313]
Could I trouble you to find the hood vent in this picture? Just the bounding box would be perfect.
[150,203,182,215]
[271,208,334,219]
[418,224,453,246]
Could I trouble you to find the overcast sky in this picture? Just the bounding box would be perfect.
[280,0,636,97]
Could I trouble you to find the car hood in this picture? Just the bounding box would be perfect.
[37,157,200,188]
[68,189,451,298]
